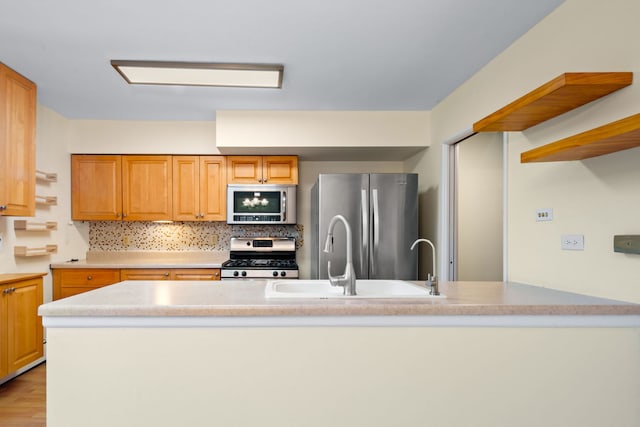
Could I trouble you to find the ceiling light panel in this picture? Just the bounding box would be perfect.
[111,61,283,88]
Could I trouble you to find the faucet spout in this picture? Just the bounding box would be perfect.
[410,238,439,296]
[324,215,356,296]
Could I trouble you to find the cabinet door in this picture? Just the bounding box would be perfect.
[263,156,298,184]
[6,278,43,373]
[200,156,226,221]
[227,156,263,184]
[0,63,36,217]
[120,269,172,280]
[172,269,221,280]
[122,156,173,221]
[172,156,200,221]
[71,155,122,220]
[52,268,121,300]
[0,284,7,377]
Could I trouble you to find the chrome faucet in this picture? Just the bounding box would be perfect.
[324,214,357,296]
[410,238,439,296]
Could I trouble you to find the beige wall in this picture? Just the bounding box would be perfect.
[456,133,503,281]
[216,110,430,148]
[47,326,640,427]
[68,119,218,154]
[431,0,640,302]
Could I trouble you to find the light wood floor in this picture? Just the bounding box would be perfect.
[0,363,46,427]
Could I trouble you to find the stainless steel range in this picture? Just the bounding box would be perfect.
[221,237,299,279]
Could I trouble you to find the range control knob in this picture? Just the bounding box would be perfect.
[280,271,287,277]
[233,271,239,277]
[272,271,279,277]
[241,271,247,277]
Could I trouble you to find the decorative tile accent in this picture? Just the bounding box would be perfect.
[89,222,303,251]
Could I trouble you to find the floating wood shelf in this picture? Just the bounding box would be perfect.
[521,113,640,163]
[14,245,58,257]
[473,72,633,132]
[14,220,58,231]
[35,195,58,205]
[35,170,57,182]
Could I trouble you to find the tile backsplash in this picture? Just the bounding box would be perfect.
[89,221,303,251]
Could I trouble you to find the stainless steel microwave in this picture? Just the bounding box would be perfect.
[226,184,297,224]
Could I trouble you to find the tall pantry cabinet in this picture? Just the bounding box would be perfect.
[0,63,36,217]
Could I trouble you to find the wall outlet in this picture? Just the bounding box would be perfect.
[211,235,218,246]
[536,208,553,221]
[123,235,130,246]
[561,234,584,251]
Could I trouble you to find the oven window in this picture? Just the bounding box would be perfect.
[234,191,281,214]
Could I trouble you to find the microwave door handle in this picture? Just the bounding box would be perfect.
[282,192,286,222]
[361,189,368,273]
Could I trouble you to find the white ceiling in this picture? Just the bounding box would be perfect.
[0,0,564,121]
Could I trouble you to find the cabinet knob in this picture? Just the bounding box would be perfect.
[87,275,92,280]
[122,213,127,218]
[0,205,6,211]
[2,288,10,294]
[164,272,170,277]
[263,179,268,183]
[116,213,121,218]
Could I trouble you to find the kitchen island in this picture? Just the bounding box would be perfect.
[39,280,640,427]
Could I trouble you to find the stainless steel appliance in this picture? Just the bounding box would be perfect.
[311,173,418,280]
[221,237,299,279]
[227,184,297,224]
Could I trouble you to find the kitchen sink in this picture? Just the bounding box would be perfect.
[264,279,446,299]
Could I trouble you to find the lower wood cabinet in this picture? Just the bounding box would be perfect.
[0,274,44,379]
[120,268,221,281]
[52,268,121,300]
[53,268,221,300]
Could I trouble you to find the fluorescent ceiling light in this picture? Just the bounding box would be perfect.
[111,60,283,88]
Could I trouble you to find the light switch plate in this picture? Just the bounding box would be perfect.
[561,234,584,250]
[536,208,553,221]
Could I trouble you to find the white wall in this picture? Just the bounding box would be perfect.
[431,0,640,302]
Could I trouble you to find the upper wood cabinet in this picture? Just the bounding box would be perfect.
[0,63,37,217]
[122,156,172,221]
[227,155,298,184]
[72,155,122,220]
[72,155,173,221]
[172,156,226,221]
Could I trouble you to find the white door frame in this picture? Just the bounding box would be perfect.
[438,129,508,282]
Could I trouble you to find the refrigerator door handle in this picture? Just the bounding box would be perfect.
[372,188,380,262]
[361,189,368,272]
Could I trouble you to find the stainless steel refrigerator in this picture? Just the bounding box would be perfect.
[311,173,418,280]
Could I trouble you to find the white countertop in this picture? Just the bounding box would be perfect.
[38,280,640,328]
[50,250,229,269]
